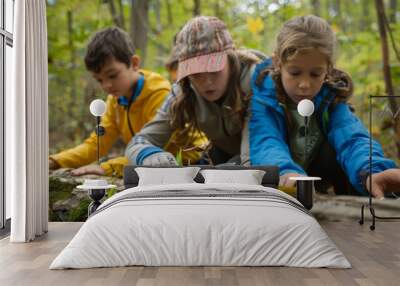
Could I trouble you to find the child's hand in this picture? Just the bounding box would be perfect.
[278,185,297,197]
[367,169,400,199]
[142,152,178,167]
[279,173,304,187]
[71,165,106,176]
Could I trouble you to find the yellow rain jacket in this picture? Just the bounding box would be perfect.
[50,70,206,177]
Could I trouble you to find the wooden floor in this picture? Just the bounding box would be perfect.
[0,219,399,286]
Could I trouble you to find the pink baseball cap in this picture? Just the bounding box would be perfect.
[175,16,234,82]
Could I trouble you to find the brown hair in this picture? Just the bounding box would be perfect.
[84,27,135,73]
[169,49,259,147]
[256,15,353,106]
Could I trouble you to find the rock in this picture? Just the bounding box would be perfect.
[49,168,123,222]
[312,193,400,222]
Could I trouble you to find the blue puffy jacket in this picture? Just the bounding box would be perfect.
[249,60,396,195]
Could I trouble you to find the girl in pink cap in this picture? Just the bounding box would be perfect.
[126,16,267,166]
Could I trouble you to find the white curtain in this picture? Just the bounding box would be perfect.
[7,0,48,242]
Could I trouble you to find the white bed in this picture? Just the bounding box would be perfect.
[50,183,351,269]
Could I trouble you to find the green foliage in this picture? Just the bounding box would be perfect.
[67,198,91,222]
[106,188,118,198]
[48,176,85,221]
[48,1,112,153]
[49,176,76,194]
[175,148,183,167]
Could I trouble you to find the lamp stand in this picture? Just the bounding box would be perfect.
[88,116,106,216]
[95,116,105,165]
[88,189,106,216]
[304,116,309,166]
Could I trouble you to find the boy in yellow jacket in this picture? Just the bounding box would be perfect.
[49,27,205,177]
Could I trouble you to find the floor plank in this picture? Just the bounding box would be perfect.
[0,220,399,286]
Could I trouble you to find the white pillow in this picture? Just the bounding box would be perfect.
[136,167,201,186]
[200,169,266,185]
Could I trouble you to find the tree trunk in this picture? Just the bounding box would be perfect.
[193,0,200,16]
[108,0,124,28]
[375,0,400,158]
[311,0,321,16]
[213,1,221,19]
[360,0,371,30]
[389,0,397,23]
[154,0,162,34]
[154,0,164,67]
[333,0,345,32]
[67,11,77,126]
[117,0,125,29]
[334,0,341,16]
[130,0,149,66]
[166,0,173,26]
[81,77,98,139]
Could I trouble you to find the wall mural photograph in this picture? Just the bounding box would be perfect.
[1,1,400,285]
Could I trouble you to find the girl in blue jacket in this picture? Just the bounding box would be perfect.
[249,15,400,198]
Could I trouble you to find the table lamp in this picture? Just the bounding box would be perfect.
[289,99,320,210]
[89,99,106,164]
[77,99,113,216]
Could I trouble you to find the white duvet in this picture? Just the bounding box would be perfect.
[50,183,351,269]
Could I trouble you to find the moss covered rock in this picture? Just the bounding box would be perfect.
[49,168,123,222]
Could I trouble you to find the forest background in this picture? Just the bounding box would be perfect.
[47,0,400,164]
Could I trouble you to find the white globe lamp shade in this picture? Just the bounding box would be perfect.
[89,99,106,117]
[297,99,314,117]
